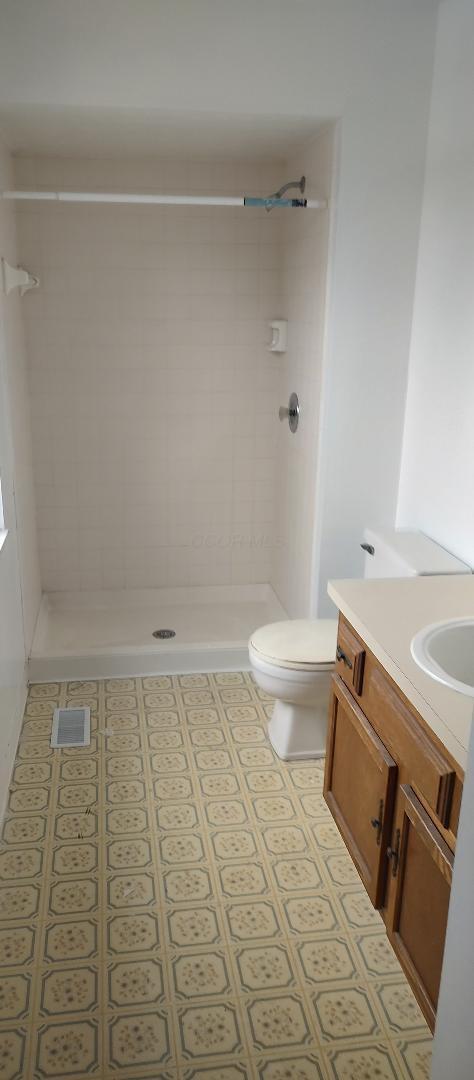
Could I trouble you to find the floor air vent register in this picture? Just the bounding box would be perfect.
[51,707,91,748]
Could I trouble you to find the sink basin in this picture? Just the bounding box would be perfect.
[411,618,474,697]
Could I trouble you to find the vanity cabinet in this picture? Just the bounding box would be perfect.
[324,677,397,907]
[324,616,462,1032]
[385,784,453,1029]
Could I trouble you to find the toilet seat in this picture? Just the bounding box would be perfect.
[249,619,338,671]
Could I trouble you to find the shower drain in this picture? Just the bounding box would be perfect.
[153,629,176,639]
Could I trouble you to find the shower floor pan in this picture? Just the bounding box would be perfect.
[29,584,287,682]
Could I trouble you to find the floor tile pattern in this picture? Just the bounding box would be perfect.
[0,673,432,1078]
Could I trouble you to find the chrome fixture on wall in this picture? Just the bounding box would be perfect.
[264,176,306,212]
[279,392,300,433]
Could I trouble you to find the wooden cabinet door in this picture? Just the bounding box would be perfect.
[386,785,454,1031]
[324,675,397,908]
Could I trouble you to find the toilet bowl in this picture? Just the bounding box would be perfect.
[249,619,338,760]
[249,528,472,762]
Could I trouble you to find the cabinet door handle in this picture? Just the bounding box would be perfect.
[387,829,400,877]
[360,542,375,555]
[336,646,353,669]
[370,799,384,845]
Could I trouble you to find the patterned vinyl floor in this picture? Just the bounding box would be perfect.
[0,672,432,1079]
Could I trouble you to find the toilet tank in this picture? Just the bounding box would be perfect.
[362,528,472,579]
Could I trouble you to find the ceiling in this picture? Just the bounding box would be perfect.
[0,104,324,161]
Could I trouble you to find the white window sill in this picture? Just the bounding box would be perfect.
[0,529,8,554]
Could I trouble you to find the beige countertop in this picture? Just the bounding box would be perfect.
[328,575,474,770]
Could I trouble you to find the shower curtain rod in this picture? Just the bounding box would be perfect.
[0,190,326,209]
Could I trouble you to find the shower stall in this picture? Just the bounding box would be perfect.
[11,128,335,680]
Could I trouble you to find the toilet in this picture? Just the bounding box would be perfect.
[249,527,471,760]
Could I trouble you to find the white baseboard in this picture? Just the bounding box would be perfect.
[0,670,28,824]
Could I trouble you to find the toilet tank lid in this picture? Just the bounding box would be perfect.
[250,619,338,667]
[364,528,472,576]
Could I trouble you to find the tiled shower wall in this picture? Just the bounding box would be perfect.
[271,128,335,616]
[15,157,285,592]
[0,136,41,809]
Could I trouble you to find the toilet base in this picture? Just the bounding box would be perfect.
[268,698,327,761]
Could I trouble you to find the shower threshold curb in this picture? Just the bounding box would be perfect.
[28,642,251,682]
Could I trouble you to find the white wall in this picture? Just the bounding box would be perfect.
[314,86,437,612]
[0,136,41,816]
[272,128,335,616]
[397,0,474,568]
[16,155,285,590]
[0,0,439,610]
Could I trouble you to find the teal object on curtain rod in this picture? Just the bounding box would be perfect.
[243,196,308,208]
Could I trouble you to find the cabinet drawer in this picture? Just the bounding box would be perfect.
[336,619,366,696]
[366,667,456,828]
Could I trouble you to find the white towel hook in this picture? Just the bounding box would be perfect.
[1,258,39,296]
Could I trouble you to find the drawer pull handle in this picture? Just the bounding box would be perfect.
[370,799,384,845]
[336,646,353,669]
[360,542,375,555]
[387,829,401,877]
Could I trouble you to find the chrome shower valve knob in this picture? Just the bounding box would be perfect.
[279,392,300,433]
